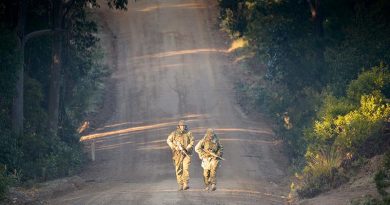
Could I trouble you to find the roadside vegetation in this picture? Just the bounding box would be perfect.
[0,0,127,200]
[218,0,390,200]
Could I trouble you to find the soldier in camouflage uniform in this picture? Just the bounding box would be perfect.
[167,120,194,191]
[195,128,223,191]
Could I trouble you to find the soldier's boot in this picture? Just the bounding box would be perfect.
[204,185,210,191]
[183,183,189,190]
[178,184,183,191]
[211,184,216,191]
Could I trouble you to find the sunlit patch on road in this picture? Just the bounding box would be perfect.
[131,48,228,60]
[96,121,145,131]
[96,141,134,151]
[136,3,207,12]
[215,128,274,135]
[221,138,282,145]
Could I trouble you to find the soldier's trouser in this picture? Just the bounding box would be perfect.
[174,155,191,185]
[203,159,219,185]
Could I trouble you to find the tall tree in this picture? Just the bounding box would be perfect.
[10,0,128,136]
[12,0,63,135]
[46,0,128,136]
[11,0,26,136]
[47,0,64,136]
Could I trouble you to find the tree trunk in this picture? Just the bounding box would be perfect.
[12,53,24,136]
[307,0,324,37]
[12,0,27,136]
[47,0,63,136]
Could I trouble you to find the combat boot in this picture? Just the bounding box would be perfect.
[183,183,189,190]
[178,184,183,191]
[204,185,210,191]
[211,184,216,191]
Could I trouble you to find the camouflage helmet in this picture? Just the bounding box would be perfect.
[205,128,216,140]
[206,128,214,135]
[178,120,187,126]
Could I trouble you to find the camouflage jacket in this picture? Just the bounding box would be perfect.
[195,135,223,159]
[167,129,194,155]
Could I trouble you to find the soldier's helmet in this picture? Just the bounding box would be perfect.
[178,120,187,126]
[205,128,216,140]
[206,128,214,136]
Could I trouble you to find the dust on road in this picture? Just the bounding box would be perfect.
[48,0,289,204]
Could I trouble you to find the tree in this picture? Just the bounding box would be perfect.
[47,0,128,136]
[11,0,128,136]
[11,0,63,136]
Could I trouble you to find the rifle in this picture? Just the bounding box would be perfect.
[203,149,225,161]
[176,142,189,157]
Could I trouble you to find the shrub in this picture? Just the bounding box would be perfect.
[297,66,390,198]
[21,139,84,181]
[296,148,347,198]
[350,196,388,205]
[347,64,390,102]
[375,152,390,197]
[0,165,17,200]
[334,94,389,153]
[0,167,9,200]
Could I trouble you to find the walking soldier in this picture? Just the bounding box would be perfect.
[167,120,194,191]
[195,128,224,191]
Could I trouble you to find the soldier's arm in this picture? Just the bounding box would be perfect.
[195,139,206,158]
[166,132,177,150]
[217,141,224,157]
[185,131,195,150]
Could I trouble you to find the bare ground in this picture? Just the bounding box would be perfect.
[47,0,290,204]
[296,156,384,205]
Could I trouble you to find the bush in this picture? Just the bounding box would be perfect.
[0,168,9,200]
[296,148,347,198]
[347,64,390,102]
[333,95,389,153]
[350,196,388,205]
[20,138,84,181]
[375,152,390,197]
[305,90,389,156]
[297,66,390,198]
[0,165,17,200]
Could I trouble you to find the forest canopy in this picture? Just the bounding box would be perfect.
[0,0,127,199]
[218,0,390,199]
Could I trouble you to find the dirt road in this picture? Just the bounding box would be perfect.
[49,0,289,204]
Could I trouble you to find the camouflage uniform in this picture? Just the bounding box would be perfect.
[167,120,194,190]
[195,129,223,191]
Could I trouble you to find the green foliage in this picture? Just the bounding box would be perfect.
[294,68,390,198]
[0,30,19,93]
[334,95,389,152]
[0,1,129,201]
[0,165,17,200]
[375,152,390,197]
[0,30,23,195]
[0,131,22,172]
[219,0,248,38]
[0,30,19,127]
[350,196,389,205]
[0,0,119,193]
[347,64,390,102]
[0,167,10,200]
[307,92,389,155]
[222,0,390,200]
[32,142,84,180]
[296,148,347,198]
